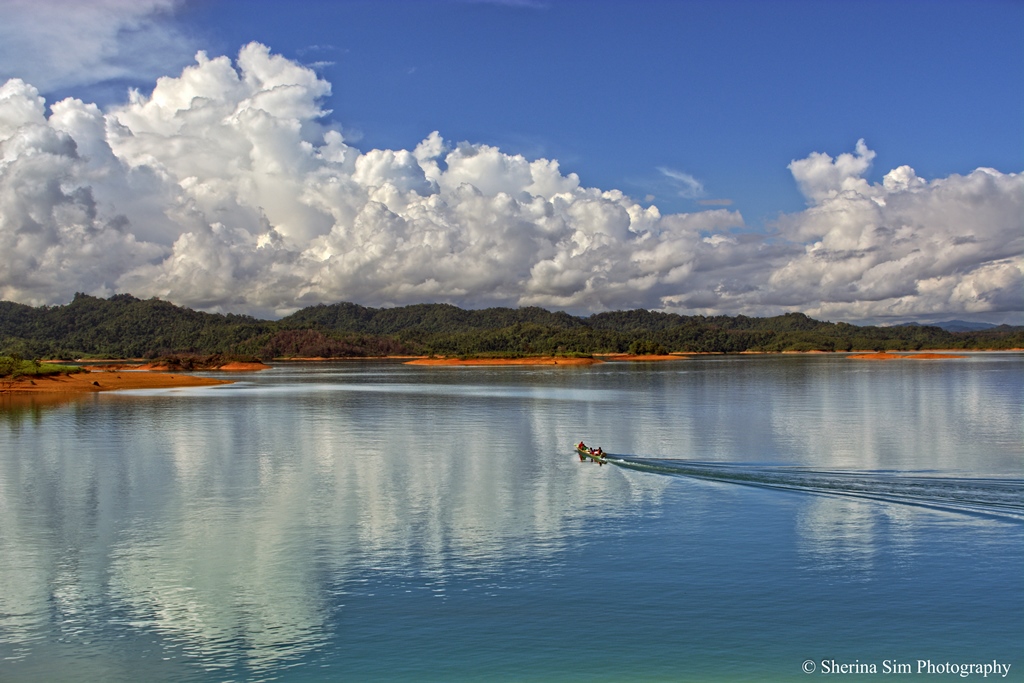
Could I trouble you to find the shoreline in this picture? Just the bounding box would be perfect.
[402,350,997,366]
[133,361,270,371]
[8,348,1007,392]
[1,369,233,396]
[404,357,602,366]
[846,352,969,360]
[597,353,689,362]
[404,354,695,366]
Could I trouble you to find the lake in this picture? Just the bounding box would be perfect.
[1,354,1021,681]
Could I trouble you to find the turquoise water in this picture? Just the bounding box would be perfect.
[1,355,1021,681]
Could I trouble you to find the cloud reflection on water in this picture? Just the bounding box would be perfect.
[0,357,1020,678]
[0,379,637,674]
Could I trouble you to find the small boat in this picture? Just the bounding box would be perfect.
[575,443,608,465]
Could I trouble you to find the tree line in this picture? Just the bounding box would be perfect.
[1,293,1021,360]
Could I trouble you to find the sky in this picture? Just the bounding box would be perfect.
[0,0,1020,324]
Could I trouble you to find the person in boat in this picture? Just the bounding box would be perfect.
[578,441,587,451]
[595,447,603,456]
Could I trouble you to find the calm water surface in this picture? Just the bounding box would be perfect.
[1,355,1022,681]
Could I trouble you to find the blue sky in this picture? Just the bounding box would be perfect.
[0,0,1021,323]
[174,0,1023,223]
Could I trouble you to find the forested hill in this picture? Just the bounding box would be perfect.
[1,293,1021,360]
[0,293,271,359]
[279,302,584,335]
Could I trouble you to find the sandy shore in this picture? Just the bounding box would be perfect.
[847,352,969,360]
[600,354,688,362]
[218,361,269,371]
[1,369,233,395]
[281,356,426,361]
[405,357,603,366]
[134,360,270,371]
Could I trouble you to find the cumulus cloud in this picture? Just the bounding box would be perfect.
[0,43,1020,322]
[773,148,1023,321]
[788,138,876,205]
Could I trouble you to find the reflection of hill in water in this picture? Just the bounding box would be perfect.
[0,386,648,674]
[4,357,1021,677]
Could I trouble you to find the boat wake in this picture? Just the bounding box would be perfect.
[604,456,1024,521]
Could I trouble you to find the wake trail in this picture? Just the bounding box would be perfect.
[602,456,1024,521]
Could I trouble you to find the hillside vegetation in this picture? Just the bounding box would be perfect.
[0,356,83,379]
[1,293,1021,360]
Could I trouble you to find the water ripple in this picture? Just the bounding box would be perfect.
[609,457,1024,521]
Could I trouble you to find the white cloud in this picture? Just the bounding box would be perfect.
[788,138,876,205]
[0,81,165,305]
[657,166,706,199]
[770,155,1024,322]
[0,44,1020,322]
[0,0,194,93]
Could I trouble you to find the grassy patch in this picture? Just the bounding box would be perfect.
[0,356,83,378]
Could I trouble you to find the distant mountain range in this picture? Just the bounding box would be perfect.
[897,320,1003,332]
[2,293,1022,360]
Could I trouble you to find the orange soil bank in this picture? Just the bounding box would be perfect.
[405,357,603,366]
[283,356,425,361]
[1,370,232,395]
[601,354,688,362]
[215,361,270,371]
[135,360,269,371]
[847,352,968,360]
